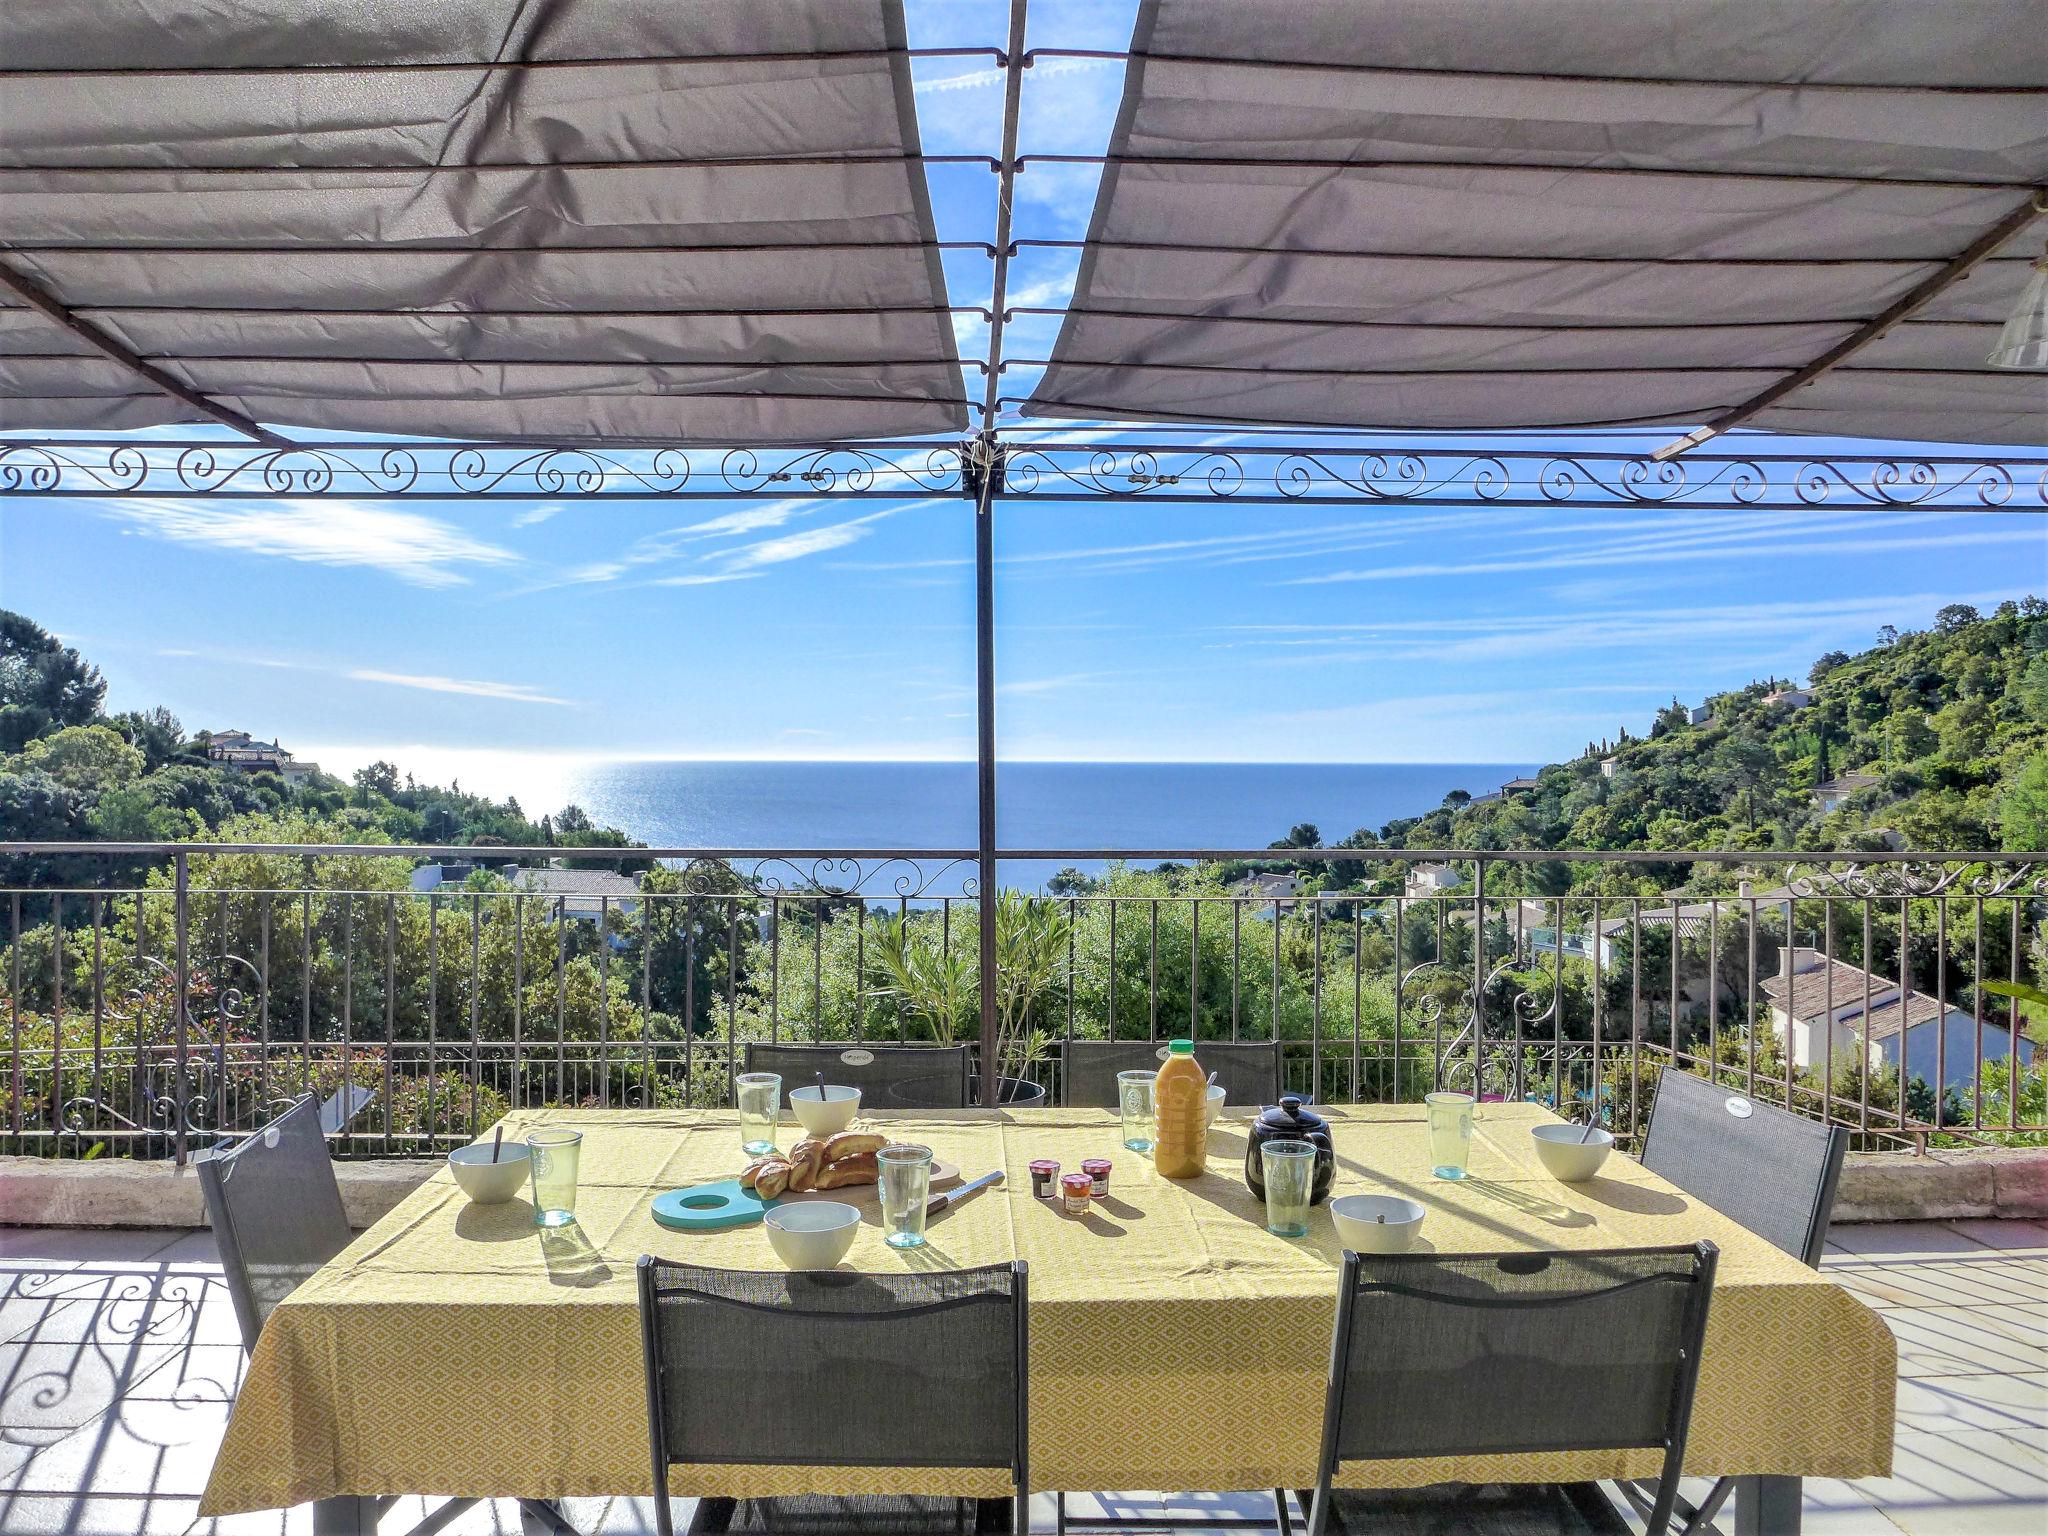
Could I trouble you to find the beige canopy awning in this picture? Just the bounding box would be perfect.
[1024,0,2048,447]
[0,0,970,444]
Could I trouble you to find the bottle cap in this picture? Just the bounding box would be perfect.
[1168,1038,1195,1054]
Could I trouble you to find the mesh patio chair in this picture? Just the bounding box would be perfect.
[637,1258,1029,1536]
[1058,1039,1282,1110]
[197,1097,572,1536]
[1625,1066,1847,1531]
[745,1042,973,1109]
[1302,1243,1718,1536]
[1640,1065,1849,1267]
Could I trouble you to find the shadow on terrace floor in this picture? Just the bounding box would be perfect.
[0,1221,2042,1535]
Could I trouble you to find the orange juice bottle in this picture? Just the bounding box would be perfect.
[1152,1039,1209,1178]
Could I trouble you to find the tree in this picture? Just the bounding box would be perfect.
[2002,756,2048,852]
[2019,654,2048,725]
[9,724,145,793]
[1808,651,1850,685]
[1876,624,1900,647]
[107,706,186,771]
[555,804,594,834]
[1934,603,1980,634]
[0,610,105,752]
[353,760,401,802]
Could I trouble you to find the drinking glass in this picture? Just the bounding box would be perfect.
[526,1129,583,1228]
[736,1072,781,1157]
[1426,1091,1476,1180]
[1260,1139,1316,1237]
[878,1142,933,1250]
[1117,1070,1156,1152]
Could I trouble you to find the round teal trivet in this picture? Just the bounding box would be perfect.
[651,1179,778,1231]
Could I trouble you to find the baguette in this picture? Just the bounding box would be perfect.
[786,1138,827,1193]
[814,1151,879,1189]
[753,1160,793,1200]
[822,1130,885,1163]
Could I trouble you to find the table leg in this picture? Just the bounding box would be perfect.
[1734,1475,1801,1536]
[311,1496,373,1536]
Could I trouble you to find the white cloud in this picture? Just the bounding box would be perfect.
[100,498,517,587]
[511,502,567,528]
[346,669,573,706]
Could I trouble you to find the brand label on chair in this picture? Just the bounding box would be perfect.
[840,1048,875,1066]
[1725,1096,1754,1119]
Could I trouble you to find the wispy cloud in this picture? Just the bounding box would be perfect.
[99,498,517,587]
[345,669,573,706]
[511,502,567,528]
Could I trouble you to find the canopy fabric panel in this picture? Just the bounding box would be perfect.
[0,0,968,444]
[1025,0,2048,445]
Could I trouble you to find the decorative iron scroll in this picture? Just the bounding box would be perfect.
[5,439,2044,509]
[997,444,2048,510]
[728,856,978,899]
[0,440,968,501]
[1783,860,2046,900]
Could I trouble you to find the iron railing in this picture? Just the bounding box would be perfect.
[1,843,2040,1161]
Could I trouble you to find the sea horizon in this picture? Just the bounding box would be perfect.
[300,751,1547,860]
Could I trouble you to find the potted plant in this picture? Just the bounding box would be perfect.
[868,892,1071,1105]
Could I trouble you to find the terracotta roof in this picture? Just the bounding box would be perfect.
[1762,955,1949,1041]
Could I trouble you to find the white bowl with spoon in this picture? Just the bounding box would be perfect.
[1330,1194,1426,1254]
[1530,1122,1615,1181]
[789,1083,862,1137]
[448,1137,531,1205]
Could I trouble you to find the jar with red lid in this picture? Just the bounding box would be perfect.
[1080,1157,1112,1196]
[1029,1159,1061,1198]
[1060,1172,1094,1215]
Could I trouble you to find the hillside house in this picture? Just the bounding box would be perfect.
[1762,947,2035,1095]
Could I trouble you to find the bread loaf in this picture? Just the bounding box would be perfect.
[753,1160,793,1200]
[786,1138,826,1192]
[821,1130,885,1163]
[814,1151,879,1189]
[739,1157,776,1193]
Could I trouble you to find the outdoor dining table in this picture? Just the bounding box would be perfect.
[199,1102,1895,1532]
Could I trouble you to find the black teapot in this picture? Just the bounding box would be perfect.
[1243,1095,1335,1205]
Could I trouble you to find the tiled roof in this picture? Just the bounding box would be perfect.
[1762,956,1948,1041]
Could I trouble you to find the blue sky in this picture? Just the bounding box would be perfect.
[2,0,2044,795]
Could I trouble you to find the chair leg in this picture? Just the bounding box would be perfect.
[519,1498,582,1535]
[687,1495,738,1534]
[311,1497,374,1536]
[1054,1490,1066,1536]
[1735,1475,1801,1536]
[1271,1488,1293,1536]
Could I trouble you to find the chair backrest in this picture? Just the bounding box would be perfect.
[1060,1038,1283,1108]
[195,1094,354,1352]
[638,1259,1027,1480]
[744,1042,972,1108]
[1640,1065,1848,1267]
[1318,1245,1716,1534]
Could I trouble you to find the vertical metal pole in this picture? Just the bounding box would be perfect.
[973,0,1029,1111]
[173,852,190,1167]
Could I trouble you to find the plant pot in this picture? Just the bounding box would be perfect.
[975,1075,1047,1108]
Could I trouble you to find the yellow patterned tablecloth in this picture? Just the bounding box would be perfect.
[200,1103,1894,1512]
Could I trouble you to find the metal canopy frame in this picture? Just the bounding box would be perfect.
[3,0,2046,1106]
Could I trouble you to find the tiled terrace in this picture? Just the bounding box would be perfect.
[1,1220,2042,1536]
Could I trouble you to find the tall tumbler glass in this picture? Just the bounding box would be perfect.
[1260,1139,1317,1237]
[1117,1069,1156,1152]
[878,1142,934,1250]
[736,1072,782,1157]
[526,1129,583,1228]
[1426,1091,1476,1180]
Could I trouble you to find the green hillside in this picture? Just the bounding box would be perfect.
[1367,598,2048,872]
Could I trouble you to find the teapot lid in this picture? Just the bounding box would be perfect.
[1254,1094,1326,1136]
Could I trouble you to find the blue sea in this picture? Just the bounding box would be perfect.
[500,761,1541,883]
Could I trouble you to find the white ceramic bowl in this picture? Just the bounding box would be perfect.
[1204,1084,1227,1124]
[1530,1123,1615,1182]
[1330,1194,1427,1254]
[448,1142,532,1205]
[789,1084,862,1137]
[764,1200,862,1269]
